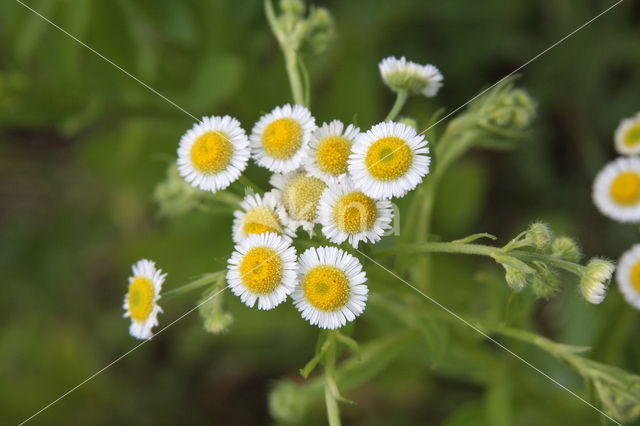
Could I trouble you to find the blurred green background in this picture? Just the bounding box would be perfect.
[1,0,639,425]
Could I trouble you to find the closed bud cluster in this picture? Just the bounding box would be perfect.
[482,87,536,131]
[154,164,203,218]
[552,236,581,262]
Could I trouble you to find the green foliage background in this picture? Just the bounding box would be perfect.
[1,0,639,425]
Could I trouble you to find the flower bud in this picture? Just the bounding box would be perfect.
[280,0,305,16]
[504,265,529,291]
[269,382,310,423]
[580,258,615,304]
[199,286,234,334]
[154,164,203,218]
[527,222,552,250]
[552,237,581,262]
[483,87,535,131]
[530,268,560,299]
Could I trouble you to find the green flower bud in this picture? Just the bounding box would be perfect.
[398,117,419,131]
[269,382,310,423]
[580,258,615,304]
[483,87,536,131]
[199,286,233,334]
[504,265,530,291]
[552,236,581,262]
[280,0,305,17]
[530,268,560,299]
[154,164,203,218]
[527,222,553,250]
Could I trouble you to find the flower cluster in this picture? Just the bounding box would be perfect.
[123,56,438,338]
[592,112,640,310]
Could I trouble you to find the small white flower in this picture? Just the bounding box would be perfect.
[177,115,250,193]
[379,56,443,97]
[617,244,640,309]
[250,104,316,173]
[614,113,640,156]
[580,258,615,304]
[226,233,298,310]
[305,120,360,184]
[348,121,430,199]
[270,170,327,234]
[593,157,640,223]
[232,191,294,244]
[123,259,166,340]
[318,177,393,248]
[292,246,368,329]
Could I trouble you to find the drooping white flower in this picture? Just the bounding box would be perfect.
[379,56,443,97]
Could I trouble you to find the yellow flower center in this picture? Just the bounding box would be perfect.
[242,207,283,237]
[315,136,351,175]
[623,123,640,148]
[364,137,413,181]
[239,246,283,294]
[127,276,155,322]
[302,265,350,311]
[610,172,640,206]
[630,262,640,293]
[282,174,327,222]
[262,118,303,159]
[333,191,377,233]
[190,131,233,174]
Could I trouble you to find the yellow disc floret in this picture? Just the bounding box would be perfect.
[623,123,640,148]
[630,262,640,293]
[333,191,377,233]
[303,265,351,311]
[127,276,155,322]
[239,246,283,294]
[610,172,640,206]
[283,174,327,222]
[190,131,233,174]
[316,136,351,175]
[364,137,413,181]
[242,207,283,238]
[262,118,303,159]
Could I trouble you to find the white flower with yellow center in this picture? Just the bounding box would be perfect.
[379,56,443,97]
[318,177,393,248]
[270,170,328,234]
[250,104,316,173]
[123,259,166,340]
[226,232,297,310]
[177,115,250,193]
[617,244,640,309]
[348,121,430,199]
[615,113,640,156]
[305,120,359,184]
[292,246,368,329]
[232,191,294,244]
[593,157,640,223]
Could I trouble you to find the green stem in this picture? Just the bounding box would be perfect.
[384,89,408,122]
[509,250,584,276]
[324,331,342,426]
[285,49,306,106]
[162,272,223,300]
[378,241,499,257]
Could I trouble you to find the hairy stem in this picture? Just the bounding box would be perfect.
[285,49,307,106]
[324,331,342,426]
[384,89,408,122]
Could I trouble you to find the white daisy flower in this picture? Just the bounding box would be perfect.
[177,115,250,193]
[579,258,614,304]
[270,170,327,234]
[123,259,166,340]
[318,177,394,248]
[232,191,294,244]
[226,233,297,310]
[379,56,443,97]
[593,157,640,223]
[250,104,316,173]
[292,246,368,329]
[614,113,640,156]
[348,121,430,199]
[305,120,359,184]
[617,244,640,309]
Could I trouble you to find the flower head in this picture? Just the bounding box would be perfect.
[270,170,327,234]
[317,177,393,248]
[232,191,293,243]
[250,104,316,173]
[616,244,640,309]
[615,113,640,156]
[226,233,298,310]
[593,157,640,223]
[551,236,581,262]
[123,259,166,340]
[580,258,615,304]
[177,115,250,193]
[305,120,359,184]
[348,121,430,199]
[379,56,443,97]
[292,246,368,329]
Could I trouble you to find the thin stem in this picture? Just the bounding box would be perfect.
[509,250,584,276]
[324,331,342,426]
[384,89,408,122]
[162,272,223,300]
[378,241,499,257]
[285,49,306,106]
